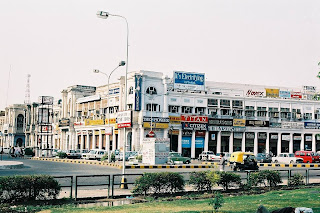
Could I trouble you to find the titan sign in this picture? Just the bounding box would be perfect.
[173,71,205,91]
[181,115,208,123]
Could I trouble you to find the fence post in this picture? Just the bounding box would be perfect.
[107,175,110,198]
[70,176,73,199]
[306,169,309,185]
[111,175,114,198]
[288,170,291,186]
[75,176,78,201]
[246,171,251,185]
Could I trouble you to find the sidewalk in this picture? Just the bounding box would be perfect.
[0,160,24,169]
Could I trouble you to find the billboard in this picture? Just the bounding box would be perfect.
[38,96,54,105]
[173,71,205,91]
[279,91,291,98]
[116,111,132,128]
[266,88,279,98]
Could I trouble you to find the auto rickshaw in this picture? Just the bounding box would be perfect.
[229,151,259,171]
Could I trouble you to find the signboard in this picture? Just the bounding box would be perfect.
[182,123,207,131]
[266,88,279,98]
[143,117,170,123]
[303,86,316,93]
[282,122,304,129]
[208,126,245,132]
[258,132,267,139]
[169,116,181,124]
[293,136,302,140]
[105,118,117,125]
[270,134,278,140]
[85,119,105,126]
[59,118,70,127]
[279,91,291,99]
[143,117,170,129]
[304,122,320,129]
[74,121,84,126]
[142,138,170,165]
[116,111,132,128]
[109,88,120,95]
[305,136,312,141]
[182,130,192,136]
[182,136,192,148]
[233,119,245,127]
[39,125,52,132]
[245,89,265,97]
[181,115,208,123]
[173,71,205,91]
[144,123,169,129]
[291,92,302,99]
[105,127,113,135]
[195,137,205,148]
[246,132,255,139]
[246,120,269,127]
[282,135,291,141]
[234,132,243,139]
[134,74,142,111]
[208,118,233,126]
[270,122,281,128]
[38,96,54,105]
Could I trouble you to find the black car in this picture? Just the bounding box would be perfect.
[256,153,272,163]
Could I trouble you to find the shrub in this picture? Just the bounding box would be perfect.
[57,152,67,159]
[259,170,282,187]
[289,173,304,186]
[132,172,185,195]
[189,171,212,191]
[249,172,266,187]
[218,172,241,190]
[208,191,224,213]
[24,148,34,156]
[0,175,61,203]
[101,153,115,162]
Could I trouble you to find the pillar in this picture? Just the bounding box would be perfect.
[229,132,233,153]
[289,133,293,153]
[86,131,89,150]
[254,132,258,155]
[312,133,316,152]
[191,131,195,159]
[204,131,209,152]
[92,130,96,149]
[277,133,281,156]
[112,129,116,151]
[80,132,84,150]
[300,134,304,151]
[217,131,221,153]
[99,130,103,150]
[241,133,246,152]
[178,129,182,153]
[265,131,270,154]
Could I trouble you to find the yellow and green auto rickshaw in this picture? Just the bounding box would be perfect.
[229,151,259,171]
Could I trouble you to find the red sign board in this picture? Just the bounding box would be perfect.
[181,115,208,123]
[117,123,131,128]
[148,131,155,137]
[291,92,302,99]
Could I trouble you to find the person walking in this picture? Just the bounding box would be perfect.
[219,153,225,171]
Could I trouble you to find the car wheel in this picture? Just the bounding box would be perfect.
[185,160,190,164]
[290,160,294,164]
[274,160,278,163]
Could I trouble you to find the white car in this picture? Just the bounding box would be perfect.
[82,149,105,160]
[272,153,303,164]
[198,151,215,161]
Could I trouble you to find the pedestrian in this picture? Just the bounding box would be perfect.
[219,153,225,171]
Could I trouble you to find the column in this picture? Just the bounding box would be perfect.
[300,134,304,151]
[112,129,116,151]
[86,131,89,150]
[139,125,144,151]
[277,133,281,156]
[265,132,270,154]
[241,133,246,152]
[80,132,84,150]
[99,130,103,150]
[132,127,137,151]
[163,129,169,139]
[312,133,316,152]
[254,132,258,155]
[178,129,182,153]
[204,131,209,152]
[229,132,233,153]
[191,131,196,159]
[92,130,96,149]
[289,133,293,153]
[106,135,110,151]
[217,132,221,153]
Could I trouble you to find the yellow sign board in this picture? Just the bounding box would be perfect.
[105,118,117,124]
[169,116,181,124]
[266,88,279,98]
[233,119,245,127]
[143,122,169,129]
[85,119,105,126]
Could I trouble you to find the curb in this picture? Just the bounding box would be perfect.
[201,161,320,168]
[0,161,24,170]
[125,164,215,169]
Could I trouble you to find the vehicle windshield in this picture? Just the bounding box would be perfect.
[288,154,295,157]
[170,153,181,157]
[89,150,96,154]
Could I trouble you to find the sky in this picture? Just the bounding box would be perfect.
[0,0,320,110]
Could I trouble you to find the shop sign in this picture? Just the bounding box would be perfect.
[210,133,216,140]
[85,119,105,126]
[221,131,231,136]
[182,130,192,136]
[144,122,169,129]
[134,74,142,111]
[208,118,232,126]
[169,116,181,124]
[281,135,290,141]
[291,92,302,99]
[233,119,245,127]
[108,87,120,95]
[246,132,255,139]
[293,136,302,140]
[39,125,52,132]
[116,111,132,128]
[74,121,84,126]
[182,122,207,131]
[303,86,316,93]
[208,126,245,132]
[269,122,281,128]
[282,122,304,129]
[258,132,267,139]
[304,122,320,129]
[270,134,278,140]
[114,130,119,134]
[279,91,291,98]
[143,117,170,123]
[246,120,269,127]
[195,137,205,148]
[169,129,179,135]
[245,89,265,97]
[195,131,206,137]
[305,136,312,141]
[105,127,113,135]
[174,71,205,91]
[266,88,280,98]
[105,118,117,125]
[182,136,192,148]
[59,119,70,127]
[181,115,208,123]
[233,132,243,139]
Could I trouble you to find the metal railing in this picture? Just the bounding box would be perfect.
[75,174,111,200]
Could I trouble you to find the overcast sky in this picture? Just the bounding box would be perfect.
[1,0,320,110]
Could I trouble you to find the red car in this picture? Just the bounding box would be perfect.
[294,151,320,163]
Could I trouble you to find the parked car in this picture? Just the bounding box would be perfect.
[272,153,303,164]
[66,149,81,159]
[52,149,59,157]
[212,152,231,162]
[76,149,89,158]
[118,151,138,161]
[256,153,272,163]
[167,152,191,164]
[1,147,10,154]
[82,149,101,160]
[295,151,320,163]
[229,151,259,171]
[95,150,108,161]
[198,151,215,161]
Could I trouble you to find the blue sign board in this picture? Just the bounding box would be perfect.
[182,136,192,148]
[195,137,204,148]
[109,88,120,95]
[304,122,320,129]
[174,71,205,91]
[134,74,142,111]
[279,91,291,98]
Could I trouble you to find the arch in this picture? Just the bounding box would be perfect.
[146,86,157,95]
[16,114,24,130]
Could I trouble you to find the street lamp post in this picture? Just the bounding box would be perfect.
[96,11,129,186]
[93,61,125,163]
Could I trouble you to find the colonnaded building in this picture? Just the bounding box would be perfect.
[56,70,320,159]
[2,70,320,159]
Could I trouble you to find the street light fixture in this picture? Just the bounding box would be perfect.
[96,11,129,187]
[93,61,125,162]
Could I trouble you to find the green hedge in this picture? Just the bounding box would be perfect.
[249,170,282,188]
[0,175,61,203]
[132,172,185,195]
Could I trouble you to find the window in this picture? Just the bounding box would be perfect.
[208,99,218,106]
[232,109,243,117]
[221,109,231,116]
[182,106,193,114]
[232,100,243,108]
[195,107,206,115]
[17,114,24,129]
[127,104,133,110]
[146,104,158,112]
[303,113,312,120]
[220,99,230,108]
[146,86,157,95]
[169,105,179,113]
[208,108,218,117]
[245,106,255,110]
[129,86,134,94]
[245,111,255,117]
[257,111,267,117]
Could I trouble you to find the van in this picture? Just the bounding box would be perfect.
[294,151,320,163]
[230,151,259,171]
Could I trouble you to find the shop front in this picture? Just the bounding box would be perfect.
[293,134,302,152]
[182,130,192,157]
[208,131,217,153]
[195,131,205,158]
[269,133,278,156]
[258,132,267,153]
[316,134,320,152]
[281,134,290,153]
[304,134,312,150]
[233,132,242,152]
[245,132,254,152]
